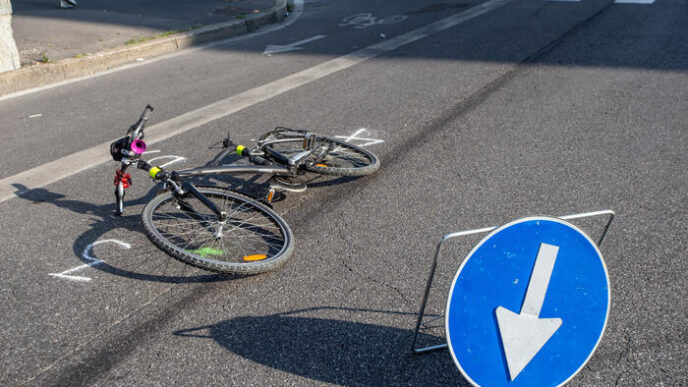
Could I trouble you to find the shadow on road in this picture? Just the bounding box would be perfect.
[10,167,362,283]
[12,182,242,283]
[174,306,467,386]
[9,0,688,72]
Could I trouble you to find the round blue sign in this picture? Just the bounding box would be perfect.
[445,217,610,387]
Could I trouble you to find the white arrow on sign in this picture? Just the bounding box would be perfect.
[496,243,563,381]
[263,35,326,55]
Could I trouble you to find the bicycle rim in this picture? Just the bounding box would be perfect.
[142,188,294,275]
[266,136,380,176]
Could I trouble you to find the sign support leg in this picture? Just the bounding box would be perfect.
[410,210,615,355]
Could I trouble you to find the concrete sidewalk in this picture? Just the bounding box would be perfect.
[1,0,287,95]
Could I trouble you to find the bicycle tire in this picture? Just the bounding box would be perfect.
[265,133,380,177]
[142,188,294,275]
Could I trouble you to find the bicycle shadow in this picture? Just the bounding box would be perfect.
[13,182,242,283]
[207,152,370,199]
[174,306,466,386]
[11,158,371,283]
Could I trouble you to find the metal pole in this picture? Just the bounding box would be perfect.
[411,240,445,354]
[410,210,615,355]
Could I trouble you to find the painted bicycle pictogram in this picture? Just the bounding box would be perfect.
[339,13,407,29]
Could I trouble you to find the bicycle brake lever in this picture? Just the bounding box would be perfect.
[208,132,235,149]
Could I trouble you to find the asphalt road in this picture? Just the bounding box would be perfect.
[1,0,686,386]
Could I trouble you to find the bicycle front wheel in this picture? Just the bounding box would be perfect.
[266,135,380,177]
[142,188,294,275]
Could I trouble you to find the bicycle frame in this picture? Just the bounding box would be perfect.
[112,107,335,217]
[175,164,292,178]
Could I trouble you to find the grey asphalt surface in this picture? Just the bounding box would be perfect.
[11,0,276,64]
[1,0,686,386]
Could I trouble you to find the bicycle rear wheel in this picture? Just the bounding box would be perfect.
[142,188,294,275]
[265,133,380,176]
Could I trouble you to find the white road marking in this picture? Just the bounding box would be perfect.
[614,0,655,3]
[28,113,43,118]
[263,35,326,55]
[147,154,187,168]
[339,13,408,29]
[48,239,131,282]
[0,0,514,204]
[335,128,385,147]
[0,0,307,103]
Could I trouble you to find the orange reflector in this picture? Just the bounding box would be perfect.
[244,254,268,261]
[315,164,327,167]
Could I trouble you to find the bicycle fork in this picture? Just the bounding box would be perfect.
[113,166,132,216]
[173,182,228,238]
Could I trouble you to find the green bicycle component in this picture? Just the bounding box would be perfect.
[187,247,225,258]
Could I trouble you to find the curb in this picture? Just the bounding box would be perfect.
[0,0,287,97]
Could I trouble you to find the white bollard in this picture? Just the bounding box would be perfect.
[0,0,20,73]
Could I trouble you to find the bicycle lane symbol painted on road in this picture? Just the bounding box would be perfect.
[339,13,408,29]
[335,128,384,147]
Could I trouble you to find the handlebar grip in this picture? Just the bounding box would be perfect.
[235,145,249,157]
[129,105,154,139]
[140,104,154,121]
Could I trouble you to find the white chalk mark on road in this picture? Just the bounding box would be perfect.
[335,128,384,147]
[148,154,187,168]
[48,239,131,282]
[0,0,514,203]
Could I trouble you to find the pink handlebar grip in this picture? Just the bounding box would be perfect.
[130,139,147,154]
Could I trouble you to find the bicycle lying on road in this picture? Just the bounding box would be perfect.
[110,105,379,275]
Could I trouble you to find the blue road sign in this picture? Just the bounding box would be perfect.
[445,217,610,387]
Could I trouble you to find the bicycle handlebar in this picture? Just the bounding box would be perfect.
[128,104,154,140]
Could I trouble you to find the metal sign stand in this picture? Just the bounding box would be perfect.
[410,210,615,355]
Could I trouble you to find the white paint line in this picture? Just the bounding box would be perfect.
[48,270,94,282]
[614,0,655,3]
[0,0,306,103]
[340,128,367,142]
[49,239,131,282]
[263,34,326,55]
[28,113,43,118]
[0,0,514,204]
